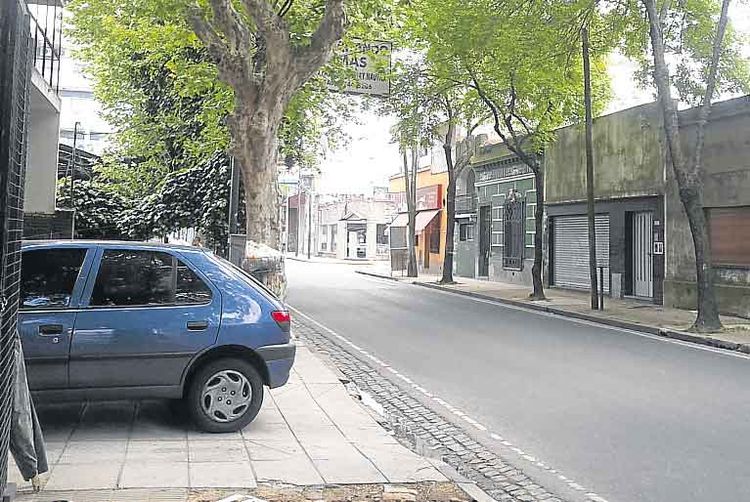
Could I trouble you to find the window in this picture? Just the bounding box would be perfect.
[710,207,750,267]
[429,217,441,253]
[459,223,474,242]
[176,262,213,304]
[376,224,388,245]
[21,248,87,309]
[90,250,212,307]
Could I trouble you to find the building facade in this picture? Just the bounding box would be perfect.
[317,189,397,260]
[470,143,539,284]
[545,102,666,302]
[388,165,449,275]
[666,96,750,317]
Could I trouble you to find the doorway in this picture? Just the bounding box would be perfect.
[478,206,491,276]
[631,211,654,298]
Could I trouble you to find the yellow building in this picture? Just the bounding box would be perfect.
[388,166,449,275]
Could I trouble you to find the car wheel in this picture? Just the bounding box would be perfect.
[187,358,264,433]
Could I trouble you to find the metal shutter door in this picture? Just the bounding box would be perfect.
[553,215,610,292]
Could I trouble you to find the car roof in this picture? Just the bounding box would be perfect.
[21,239,206,254]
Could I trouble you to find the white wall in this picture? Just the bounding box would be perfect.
[25,84,61,214]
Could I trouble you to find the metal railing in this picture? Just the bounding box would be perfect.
[455,193,477,214]
[28,5,61,92]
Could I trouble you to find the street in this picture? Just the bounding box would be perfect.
[287,260,750,502]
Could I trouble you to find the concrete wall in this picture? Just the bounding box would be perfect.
[25,83,61,214]
[665,96,750,317]
[545,102,664,204]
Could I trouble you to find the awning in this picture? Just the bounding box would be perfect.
[388,209,441,233]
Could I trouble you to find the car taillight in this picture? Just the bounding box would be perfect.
[271,310,291,332]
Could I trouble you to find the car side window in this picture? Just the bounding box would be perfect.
[176,261,212,305]
[20,248,87,310]
[91,250,174,307]
[90,249,212,307]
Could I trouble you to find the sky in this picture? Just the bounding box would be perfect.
[316,4,750,195]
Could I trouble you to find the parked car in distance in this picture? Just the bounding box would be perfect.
[18,240,295,432]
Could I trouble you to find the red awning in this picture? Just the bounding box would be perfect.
[388,209,441,234]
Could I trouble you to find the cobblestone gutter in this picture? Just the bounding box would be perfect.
[292,319,567,502]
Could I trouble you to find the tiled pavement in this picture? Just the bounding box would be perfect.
[8,345,446,496]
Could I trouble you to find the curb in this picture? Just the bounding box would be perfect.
[355,269,402,281]
[414,282,750,355]
[288,256,377,266]
[357,270,750,356]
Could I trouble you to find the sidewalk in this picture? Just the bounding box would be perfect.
[359,263,750,353]
[285,253,378,266]
[9,344,461,501]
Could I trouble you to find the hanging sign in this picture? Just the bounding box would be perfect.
[330,40,392,97]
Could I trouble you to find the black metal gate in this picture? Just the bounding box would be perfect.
[503,197,525,270]
[0,0,32,496]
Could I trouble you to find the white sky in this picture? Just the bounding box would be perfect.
[316,4,750,195]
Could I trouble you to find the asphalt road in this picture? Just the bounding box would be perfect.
[286,261,750,502]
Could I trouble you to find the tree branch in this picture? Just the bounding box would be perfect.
[292,0,346,85]
[207,0,248,51]
[693,0,731,173]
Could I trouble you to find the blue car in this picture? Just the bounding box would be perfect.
[18,240,295,432]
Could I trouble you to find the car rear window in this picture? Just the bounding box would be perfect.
[207,254,283,307]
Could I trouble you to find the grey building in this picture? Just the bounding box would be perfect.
[454,141,539,286]
[545,97,750,317]
[666,96,750,317]
[545,103,666,302]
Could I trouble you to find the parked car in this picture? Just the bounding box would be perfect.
[18,240,295,432]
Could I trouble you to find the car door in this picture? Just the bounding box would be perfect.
[18,246,93,390]
[69,246,221,389]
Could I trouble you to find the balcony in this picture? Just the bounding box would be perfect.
[455,193,477,214]
[28,0,63,94]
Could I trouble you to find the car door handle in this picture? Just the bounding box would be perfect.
[38,324,63,336]
[187,320,209,331]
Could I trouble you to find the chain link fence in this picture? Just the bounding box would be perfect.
[0,0,32,496]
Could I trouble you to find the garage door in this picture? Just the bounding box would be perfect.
[553,215,610,292]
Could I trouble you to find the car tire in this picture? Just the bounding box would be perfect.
[186,357,264,433]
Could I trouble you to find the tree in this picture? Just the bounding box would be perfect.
[68,0,370,229]
[416,0,611,299]
[122,154,233,254]
[56,178,131,240]
[385,63,439,277]
[640,0,738,331]
[185,0,395,253]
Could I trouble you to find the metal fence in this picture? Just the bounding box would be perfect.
[0,0,32,495]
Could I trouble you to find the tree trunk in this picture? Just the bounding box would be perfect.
[441,130,457,284]
[236,133,281,246]
[403,150,418,277]
[530,166,546,300]
[232,106,285,295]
[583,27,599,310]
[643,0,722,332]
[441,160,456,284]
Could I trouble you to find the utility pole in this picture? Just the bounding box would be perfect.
[295,189,302,257]
[307,189,312,260]
[70,121,81,239]
[583,27,599,309]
